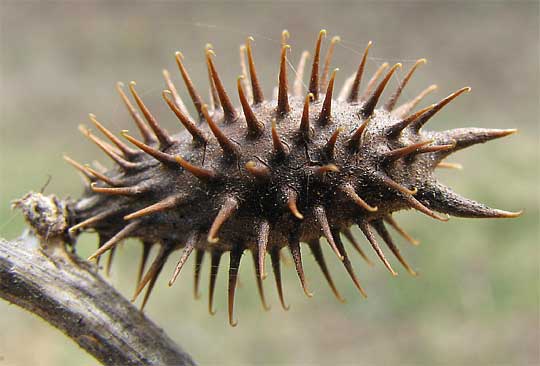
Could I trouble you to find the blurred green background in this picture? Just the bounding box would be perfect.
[0,1,538,365]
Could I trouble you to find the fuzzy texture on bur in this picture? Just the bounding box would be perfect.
[57,30,520,326]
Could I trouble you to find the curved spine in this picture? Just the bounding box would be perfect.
[162,68,191,119]
[358,221,397,276]
[162,90,207,144]
[384,59,427,111]
[116,81,156,144]
[318,68,338,125]
[245,161,271,181]
[206,49,238,122]
[88,222,140,261]
[361,63,402,118]
[237,76,264,136]
[228,247,243,326]
[348,41,372,103]
[288,236,313,298]
[299,93,314,140]
[277,45,291,116]
[202,104,241,159]
[271,119,288,158]
[133,245,174,310]
[392,84,438,118]
[371,220,417,276]
[208,250,222,315]
[411,87,471,131]
[169,231,199,286]
[332,229,368,298]
[251,249,271,311]
[343,228,373,265]
[90,182,145,196]
[383,215,420,246]
[308,29,326,100]
[175,51,205,120]
[124,194,184,221]
[285,188,304,219]
[193,250,205,300]
[323,127,343,158]
[308,239,345,302]
[79,125,138,170]
[63,154,96,182]
[256,220,270,280]
[121,131,177,165]
[88,113,139,159]
[340,184,378,212]
[314,206,344,261]
[270,247,289,311]
[246,37,264,104]
[207,197,239,243]
[320,36,341,92]
[128,81,173,148]
[348,117,371,149]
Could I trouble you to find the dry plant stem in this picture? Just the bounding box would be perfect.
[0,234,195,366]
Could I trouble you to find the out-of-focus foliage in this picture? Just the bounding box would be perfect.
[0,2,538,365]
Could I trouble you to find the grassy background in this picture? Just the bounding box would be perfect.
[0,1,538,365]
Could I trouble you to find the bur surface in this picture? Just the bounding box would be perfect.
[63,30,520,326]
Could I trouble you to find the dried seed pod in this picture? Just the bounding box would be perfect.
[54,29,521,326]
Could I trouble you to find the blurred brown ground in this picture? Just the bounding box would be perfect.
[0,1,538,365]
